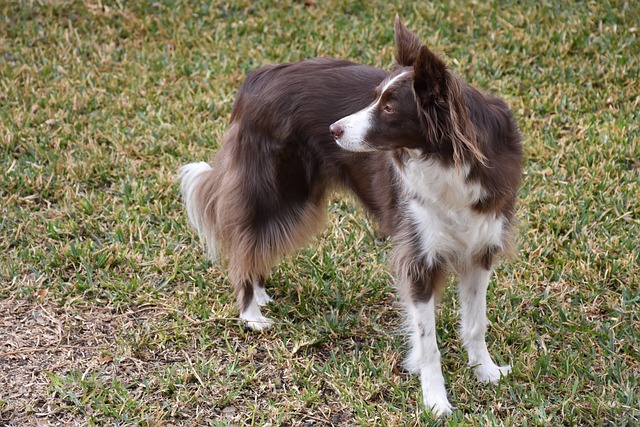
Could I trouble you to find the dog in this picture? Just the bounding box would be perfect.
[179,17,523,416]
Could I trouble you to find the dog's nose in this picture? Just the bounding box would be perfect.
[330,123,344,138]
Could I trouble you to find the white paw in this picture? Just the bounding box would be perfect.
[240,301,273,331]
[253,286,273,307]
[241,313,274,331]
[424,395,453,417]
[474,363,511,383]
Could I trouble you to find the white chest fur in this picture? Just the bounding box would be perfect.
[398,154,505,267]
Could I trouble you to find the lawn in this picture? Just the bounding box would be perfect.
[1,0,638,425]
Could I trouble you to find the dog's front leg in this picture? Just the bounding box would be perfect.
[457,265,511,383]
[405,297,453,417]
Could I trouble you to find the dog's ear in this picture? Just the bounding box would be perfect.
[413,44,449,105]
[413,45,487,167]
[394,16,422,67]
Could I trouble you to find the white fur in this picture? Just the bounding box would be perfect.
[244,282,273,329]
[405,299,453,417]
[333,106,375,151]
[254,285,273,307]
[240,299,273,331]
[333,71,410,151]
[457,266,511,382]
[400,153,505,266]
[179,162,220,262]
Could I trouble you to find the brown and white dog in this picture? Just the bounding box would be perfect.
[179,17,523,416]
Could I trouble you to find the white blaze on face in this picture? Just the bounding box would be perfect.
[332,71,410,152]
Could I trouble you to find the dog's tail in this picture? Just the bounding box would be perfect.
[179,161,220,262]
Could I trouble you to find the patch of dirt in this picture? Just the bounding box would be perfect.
[0,295,368,426]
[0,298,120,425]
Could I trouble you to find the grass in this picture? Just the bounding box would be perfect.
[0,0,638,425]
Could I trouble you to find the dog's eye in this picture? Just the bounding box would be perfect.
[383,105,396,114]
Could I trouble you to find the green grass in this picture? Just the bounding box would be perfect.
[1,0,638,425]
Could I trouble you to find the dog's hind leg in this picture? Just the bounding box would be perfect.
[234,277,274,331]
[223,192,329,331]
[187,123,330,330]
[253,281,273,306]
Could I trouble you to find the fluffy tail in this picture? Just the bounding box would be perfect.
[179,161,220,262]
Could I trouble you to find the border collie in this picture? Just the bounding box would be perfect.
[179,17,523,416]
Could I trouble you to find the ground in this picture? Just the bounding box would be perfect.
[1,0,639,426]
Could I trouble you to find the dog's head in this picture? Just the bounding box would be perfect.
[330,16,485,167]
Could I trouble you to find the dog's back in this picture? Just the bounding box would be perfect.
[230,59,397,219]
